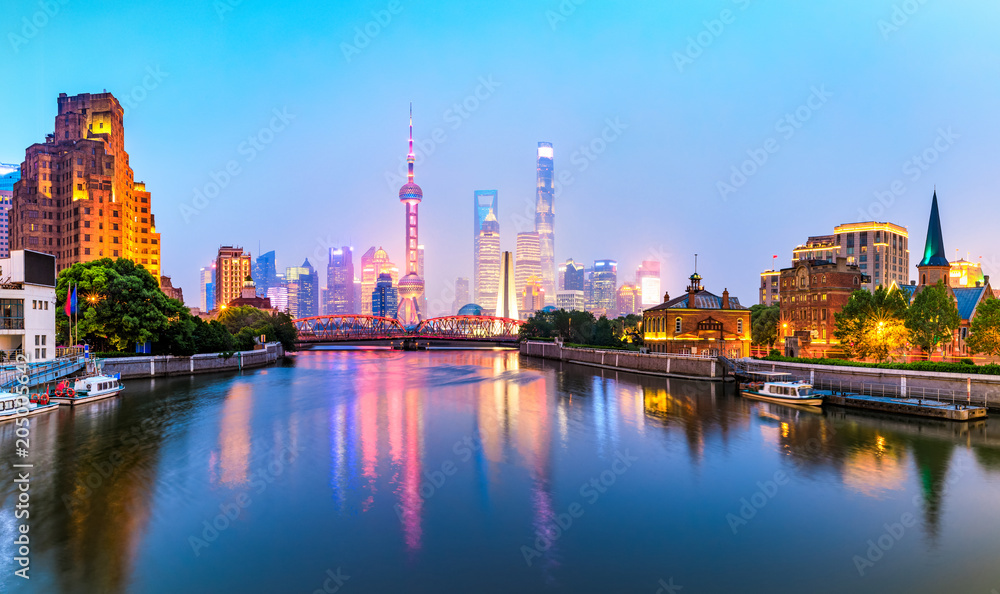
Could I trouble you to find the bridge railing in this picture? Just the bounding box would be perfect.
[293,314,524,342]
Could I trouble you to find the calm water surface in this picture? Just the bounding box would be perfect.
[2,350,1000,593]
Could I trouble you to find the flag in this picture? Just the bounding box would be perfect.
[65,285,77,316]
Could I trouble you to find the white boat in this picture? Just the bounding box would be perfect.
[50,373,124,406]
[741,380,825,407]
[0,391,59,422]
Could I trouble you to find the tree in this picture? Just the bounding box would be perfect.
[750,304,780,347]
[834,286,909,362]
[905,280,960,360]
[217,306,297,351]
[966,295,1000,357]
[58,258,186,351]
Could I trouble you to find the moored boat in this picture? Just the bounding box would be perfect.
[0,390,59,422]
[741,380,825,407]
[49,373,124,406]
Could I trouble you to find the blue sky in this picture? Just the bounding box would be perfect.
[3,0,1000,311]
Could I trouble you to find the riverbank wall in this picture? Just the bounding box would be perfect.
[751,359,1000,410]
[520,341,727,381]
[101,343,285,379]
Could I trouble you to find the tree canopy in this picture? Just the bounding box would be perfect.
[905,280,960,359]
[966,295,1000,357]
[833,286,909,362]
[750,304,780,347]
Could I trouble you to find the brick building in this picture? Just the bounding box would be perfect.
[642,272,750,358]
[216,246,252,310]
[778,257,865,357]
[10,92,161,280]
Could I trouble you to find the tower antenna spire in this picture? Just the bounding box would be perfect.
[407,102,414,183]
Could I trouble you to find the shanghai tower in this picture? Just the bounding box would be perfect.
[535,142,555,304]
[396,105,425,326]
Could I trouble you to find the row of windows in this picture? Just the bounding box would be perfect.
[31,300,49,310]
[646,317,744,335]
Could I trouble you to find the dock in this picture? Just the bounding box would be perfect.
[822,391,987,421]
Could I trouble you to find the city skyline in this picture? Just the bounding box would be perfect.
[3,1,999,309]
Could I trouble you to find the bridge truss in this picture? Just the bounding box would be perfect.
[292,314,523,344]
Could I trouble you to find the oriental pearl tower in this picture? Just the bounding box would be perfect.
[397,104,425,326]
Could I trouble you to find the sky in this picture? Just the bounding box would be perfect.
[3,0,1000,313]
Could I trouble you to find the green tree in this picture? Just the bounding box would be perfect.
[750,304,780,347]
[217,306,297,351]
[905,280,960,360]
[834,286,909,362]
[58,258,186,351]
[966,295,1000,357]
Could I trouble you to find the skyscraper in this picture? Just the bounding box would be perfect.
[473,190,498,299]
[521,277,544,318]
[199,264,216,312]
[636,260,662,308]
[328,246,356,314]
[515,231,541,302]
[372,273,398,318]
[476,209,501,310]
[0,163,18,258]
[495,251,519,320]
[591,260,618,314]
[534,142,555,304]
[562,258,585,291]
[396,105,425,326]
[10,92,161,279]
[286,259,319,318]
[616,283,641,317]
[216,246,251,309]
[253,250,277,297]
[360,246,397,315]
[453,277,470,314]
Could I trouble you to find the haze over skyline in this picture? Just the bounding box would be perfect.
[4,0,1000,310]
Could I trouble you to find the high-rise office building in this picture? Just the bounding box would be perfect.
[515,231,541,301]
[635,260,661,308]
[253,250,277,297]
[556,290,585,311]
[473,190,499,299]
[562,258,585,291]
[0,163,20,258]
[616,283,641,317]
[360,246,398,315]
[199,264,216,312]
[216,246,251,309]
[591,260,618,314]
[266,272,288,313]
[10,92,161,279]
[453,277,470,314]
[476,209,501,310]
[535,142,555,305]
[286,259,319,319]
[495,251,519,320]
[372,273,398,318]
[327,246,355,314]
[780,222,909,292]
[521,276,544,318]
[396,106,425,326]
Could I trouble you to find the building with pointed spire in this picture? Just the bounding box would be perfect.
[397,105,425,326]
[916,190,950,289]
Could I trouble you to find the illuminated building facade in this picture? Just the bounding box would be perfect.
[616,283,641,317]
[10,92,161,279]
[216,246,251,310]
[286,259,319,319]
[476,209,500,310]
[521,276,544,318]
[199,264,215,312]
[372,273,398,319]
[0,163,20,258]
[396,106,425,326]
[328,246,356,314]
[635,260,661,309]
[591,260,617,314]
[561,258,584,291]
[360,246,398,316]
[453,277,470,314]
[253,251,277,297]
[515,231,541,301]
[473,189,498,299]
[495,251,519,319]
[534,142,555,304]
[556,290,585,311]
[833,222,909,290]
[759,270,780,306]
[779,257,864,357]
[643,272,750,358]
[949,258,985,288]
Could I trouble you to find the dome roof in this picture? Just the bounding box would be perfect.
[374,247,389,260]
[399,182,423,201]
[457,303,483,316]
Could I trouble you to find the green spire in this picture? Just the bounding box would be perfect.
[918,190,949,267]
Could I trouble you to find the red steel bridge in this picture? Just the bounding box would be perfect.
[292,315,523,347]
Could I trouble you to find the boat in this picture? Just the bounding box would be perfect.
[0,391,59,422]
[741,380,825,407]
[49,360,124,406]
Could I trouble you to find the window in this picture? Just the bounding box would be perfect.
[675,317,682,333]
[737,319,743,334]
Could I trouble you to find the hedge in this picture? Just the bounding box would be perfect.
[758,354,1000,376]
